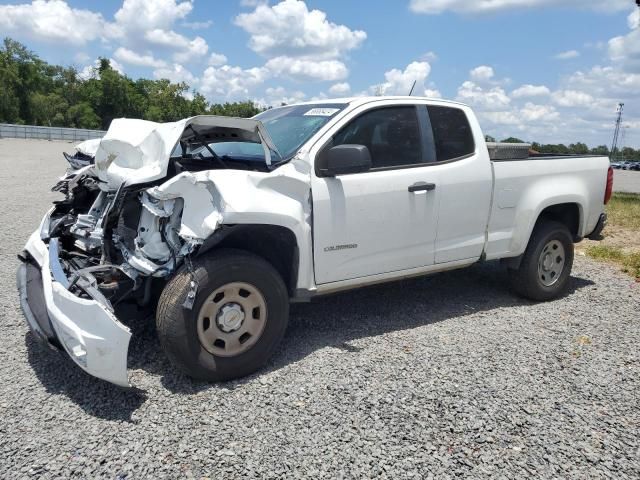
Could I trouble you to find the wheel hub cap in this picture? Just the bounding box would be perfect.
[196,282,268,357]
[216,303,245,333]
[537,240,565,287]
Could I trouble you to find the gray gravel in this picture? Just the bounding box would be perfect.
[1,138,639,479]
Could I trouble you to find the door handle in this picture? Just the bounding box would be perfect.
[408,182,436,193]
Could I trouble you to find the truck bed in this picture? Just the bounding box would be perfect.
[486,142,604,162]
[484,152,610,261]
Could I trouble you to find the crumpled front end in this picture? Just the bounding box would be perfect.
[18,211,132,387]
[18,115,312,387]
[17,165,198,387]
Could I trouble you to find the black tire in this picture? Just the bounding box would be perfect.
[508,220,574,301]
[156,249,289,381]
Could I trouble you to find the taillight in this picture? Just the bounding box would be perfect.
[604,166,614,205]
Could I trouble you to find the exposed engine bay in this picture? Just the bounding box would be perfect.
[49,168,189,308]
[48,115,284,311]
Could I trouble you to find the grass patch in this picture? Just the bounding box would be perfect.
[586,245,640,279]
[606,192,640,230]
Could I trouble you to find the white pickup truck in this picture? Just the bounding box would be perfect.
[17,96,612,387]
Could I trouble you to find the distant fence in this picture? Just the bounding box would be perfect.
[0,123,106,142]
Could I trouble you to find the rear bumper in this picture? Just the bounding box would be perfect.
[587,213,607,240]
[17,212,132,387]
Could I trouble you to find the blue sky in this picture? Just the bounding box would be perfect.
[1,0,639,147]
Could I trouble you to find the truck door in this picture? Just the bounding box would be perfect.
[424,105,493,263]
[310,104,440,284]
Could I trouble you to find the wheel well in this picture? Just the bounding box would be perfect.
[537,203,581,240]
[197,225,299,297]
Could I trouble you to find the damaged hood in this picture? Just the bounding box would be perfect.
[94,115,278,190]
[75,138,101,157]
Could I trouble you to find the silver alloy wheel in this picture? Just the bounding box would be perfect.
[197,282,267,357]
[537,240,565,287]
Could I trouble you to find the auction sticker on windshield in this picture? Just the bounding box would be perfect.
[304,108,340,117]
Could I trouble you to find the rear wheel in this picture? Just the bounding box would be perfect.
[156,249,289,381]
[508,220,574,301]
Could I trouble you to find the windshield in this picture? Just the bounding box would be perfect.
[254,103,346,160]
[176,103,347,165]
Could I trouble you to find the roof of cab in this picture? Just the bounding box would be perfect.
[287,95,469,108]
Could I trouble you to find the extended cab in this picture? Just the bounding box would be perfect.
[17,97,612,387]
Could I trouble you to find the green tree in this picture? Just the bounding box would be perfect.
[568,142,589,155]
[209,101,262,118]
[29,92,68,126]
[590,145,609,156]
[66,102,101,129]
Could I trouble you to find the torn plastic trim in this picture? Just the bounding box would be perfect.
[145,171,224,242]
[22,214,132,388]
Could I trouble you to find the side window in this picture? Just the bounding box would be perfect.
[427,106,475,161]
[332,107,423,169]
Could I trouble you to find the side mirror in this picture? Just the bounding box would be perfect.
[319,144,372,177]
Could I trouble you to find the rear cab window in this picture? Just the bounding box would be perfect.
[426,105,476,162]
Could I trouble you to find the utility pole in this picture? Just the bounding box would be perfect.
[610,103,624,161]
[620,125,630,162]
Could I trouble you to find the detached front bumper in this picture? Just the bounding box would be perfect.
[17,212,132,387]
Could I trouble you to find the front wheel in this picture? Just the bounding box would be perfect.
[156,249,289,382]
[508,220,574,301]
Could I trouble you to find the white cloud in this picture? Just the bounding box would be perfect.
[234,0,365,81]
[565,66,640,99]
[554,49,580,60]
[511,84,551,98]
[629,8,640,30]
[74,52,90,64]
[551,89,595,108]
[153,63,197,84]
[79,58,124,80]
[235,0,366,59]
[608,9,640,70]
[469,65,495,82]
[456,80,511,110]
[328,82,351,95]
[455,60,639,147]
[208,52,228,67]
[181,20,213,30]
[424,88,442,98]
[480,111,521,126]
[108,0,209,65]
[265,56,348,81]
[113,0,193,33]
[200,64,269,100]
[258,86,307,106]
[0,0,106,45]
[240,0,268,6]
[520,102,559,121]
[144,29,208,63]
[373,61,432,96]
[409,0,630,15]
[114,47,167,68]
[109,58,125,75]
[421,51,438,62]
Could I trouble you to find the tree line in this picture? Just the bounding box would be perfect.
[1,37,637,160]
[0,38,261,130]
[486,136,639,161]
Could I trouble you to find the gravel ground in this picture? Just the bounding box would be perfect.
[613,170,640,194]
[1,138,639,479]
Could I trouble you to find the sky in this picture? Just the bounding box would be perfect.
[1,0,639,148]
